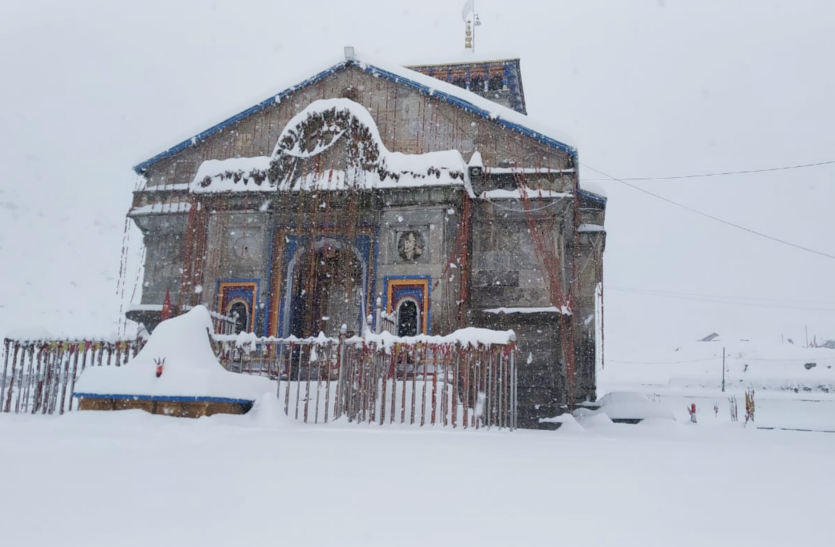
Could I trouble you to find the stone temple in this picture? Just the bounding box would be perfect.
[126,48,607,428]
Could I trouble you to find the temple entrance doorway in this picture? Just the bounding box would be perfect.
[289,241,364,338]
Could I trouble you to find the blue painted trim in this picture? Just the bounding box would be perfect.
[216,277,261,332]
[133,60,575,174]
[73,393,254,404]
[507,59,527,115]
[578,189,607,205]
[382,275,432,335]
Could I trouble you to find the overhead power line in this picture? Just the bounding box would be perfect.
[581,159,835,181]
[581,163,835,261]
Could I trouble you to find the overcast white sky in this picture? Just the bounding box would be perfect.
[1,0,833,355]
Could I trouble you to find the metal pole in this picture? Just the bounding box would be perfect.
[722,347,726,393]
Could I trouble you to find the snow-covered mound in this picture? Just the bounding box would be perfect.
[593,391,674,421]
[539,413,586,432]
[73,306,275,401]
[571,392,674,424]
[543,392,673,427]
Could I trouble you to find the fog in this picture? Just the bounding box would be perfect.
[1,0,833,355]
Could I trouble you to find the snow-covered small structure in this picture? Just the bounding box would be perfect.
[574,392,674,424]
[74,306,274,417]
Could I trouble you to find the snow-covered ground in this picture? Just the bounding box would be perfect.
[0,404,832,547]
[2,320,834,546]
[2,330,833,546]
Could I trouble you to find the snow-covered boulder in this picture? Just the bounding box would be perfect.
[73,306,275,403]
[576,392,674,424]
[539,413,586,432]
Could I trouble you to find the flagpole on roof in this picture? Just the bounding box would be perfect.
[462,0,481,53]
[472,0,476,53]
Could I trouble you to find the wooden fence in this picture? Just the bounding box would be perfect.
[1,339,144,415]
[2,330,518,429]
[214,332,518,429]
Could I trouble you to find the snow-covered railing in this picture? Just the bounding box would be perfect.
[213,328,518,429]
[377,312,397,336]
[1,337,145,415]
[1,326,518,429]
[182,305,237,335]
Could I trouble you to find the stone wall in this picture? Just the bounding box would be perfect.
[469,310,564,429]
[132,213,188,305]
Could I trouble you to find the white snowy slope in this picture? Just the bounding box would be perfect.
[0,177,135,342]
[600,337,835,392]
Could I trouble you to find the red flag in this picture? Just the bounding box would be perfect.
[161,288,173,322]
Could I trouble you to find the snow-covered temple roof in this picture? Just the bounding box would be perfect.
[132,50,577,175]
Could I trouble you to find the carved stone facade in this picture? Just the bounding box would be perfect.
[127,54,606,428]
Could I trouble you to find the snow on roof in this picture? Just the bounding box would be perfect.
[129,201,191,216]
[191,157,272,193]
[403,55,527,114]
[73,306,274,401]
[133,50,576,175]
[356,53,573,150]
[355,327,517,352]
[487,167,574,176]
[468,151,483,168]
[191,98,468,193]
[483,306,571,315]
[480,188,571,200]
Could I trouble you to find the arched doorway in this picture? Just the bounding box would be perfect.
[397,300,419,337]
[229,301,249,334]
[289,242,364,338]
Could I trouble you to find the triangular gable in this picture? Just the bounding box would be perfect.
[133,53,577,175]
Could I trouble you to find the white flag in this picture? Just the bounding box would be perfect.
[462,0,474,22]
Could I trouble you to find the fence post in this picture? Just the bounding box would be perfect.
[335,326,347,420]
[510,349,517,430]
[0,339,9,411]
